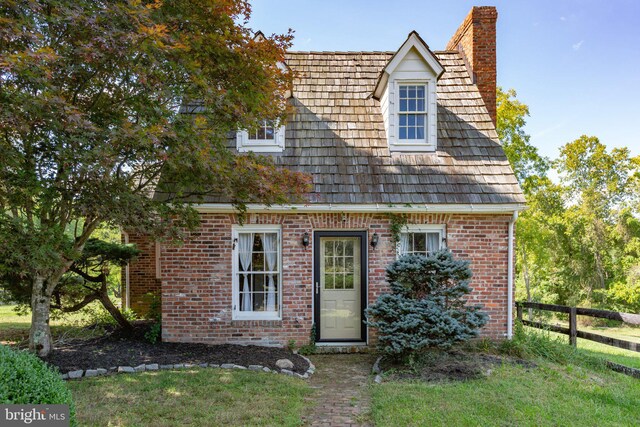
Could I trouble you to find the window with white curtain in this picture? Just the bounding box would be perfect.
[397,225,445,257]
[232,225,281,320]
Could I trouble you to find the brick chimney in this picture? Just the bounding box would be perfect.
[446,6,498,124]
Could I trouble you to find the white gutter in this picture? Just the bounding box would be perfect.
[507,210,518,339]
[194,203,527,214]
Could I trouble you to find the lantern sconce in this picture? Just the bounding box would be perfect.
[232,237,238,250]
[302,232,310,248]
[370,232,379,248]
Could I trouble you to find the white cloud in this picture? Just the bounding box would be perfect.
[560,16,567,21]
[572,40,584,51]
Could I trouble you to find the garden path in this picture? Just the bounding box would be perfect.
[303,354,375,427]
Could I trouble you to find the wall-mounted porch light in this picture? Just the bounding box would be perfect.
[302,232,310,247]
[370,232,379,248]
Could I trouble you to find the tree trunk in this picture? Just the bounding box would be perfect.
[29,275,53,357]
[98,280,134,333]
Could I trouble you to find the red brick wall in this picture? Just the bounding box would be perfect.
[446,6,498,124]
[122,232,161,317]
[139,212,513,346]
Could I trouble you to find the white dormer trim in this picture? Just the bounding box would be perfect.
[375,32,443,153]
[236,123,286,153]
[373,31,444,100]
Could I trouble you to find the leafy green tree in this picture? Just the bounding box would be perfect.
[0,0,310,356]
[496,87,549,184]
[496,87,551,312]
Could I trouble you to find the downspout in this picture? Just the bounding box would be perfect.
[507,211,518,339]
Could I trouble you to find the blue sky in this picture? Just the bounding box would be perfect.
[248,0,640,159]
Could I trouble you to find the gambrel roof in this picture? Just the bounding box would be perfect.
[191,49,525,206]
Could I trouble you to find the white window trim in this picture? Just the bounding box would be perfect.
[231,224,282,321]
[388,78,437,152]
[396,224,446,258]
[236,123,286,153]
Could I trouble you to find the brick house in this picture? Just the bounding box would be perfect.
[124,6,525,347]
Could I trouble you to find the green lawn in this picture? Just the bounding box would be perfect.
[371,361,640,426]
[68,368,311,426]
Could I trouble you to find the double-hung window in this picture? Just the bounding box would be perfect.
[232,225,281,320]
[398,84,427,142]
[397,225,445,257]
[236,120,285,153]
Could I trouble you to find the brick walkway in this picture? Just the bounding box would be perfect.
[303,354,375,426]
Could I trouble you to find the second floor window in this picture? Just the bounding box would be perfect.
[398,84,427,142]
[250,120,275,140]
[236,120,285,153]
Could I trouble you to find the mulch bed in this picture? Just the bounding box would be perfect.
[380,350,536,382]
[42,322,310,375]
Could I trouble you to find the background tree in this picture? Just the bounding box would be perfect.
[497,87,640,311]
[0,0,310,356]
[496,87,549,184]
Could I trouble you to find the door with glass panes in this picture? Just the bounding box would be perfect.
[313,232,366,342]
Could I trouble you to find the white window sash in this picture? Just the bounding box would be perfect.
[396,225,446,258]
[232,225,282,320]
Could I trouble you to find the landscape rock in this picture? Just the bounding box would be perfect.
[198,363,208,368]
[280,369,295,376]
[134,364,146,372]
[68,370,83,379]
[209,364,220,368]
[184,364,194,369]
[276,359,294,370]
[220,363,235,369]
[262,367,271,373]
[159,364,173,370]
[84,369,98,378]
[248,365,263,371]
[60,374,69,380]
[374,374,383,384]
[146,364,159,371]
[232,365,247,370]
[97,368,108,375]
[173,364,185,369]
[118,366,135,373]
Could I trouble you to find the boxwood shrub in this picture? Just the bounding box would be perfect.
[0,344,76,425]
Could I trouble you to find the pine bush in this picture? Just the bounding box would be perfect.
[366,250,488,361]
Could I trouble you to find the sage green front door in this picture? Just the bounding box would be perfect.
[316,235,364,341]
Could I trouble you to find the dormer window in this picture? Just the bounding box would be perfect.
[236,120,285,153]
[398,84,427,142]
[250,120,275,140]
[373,31,444,153]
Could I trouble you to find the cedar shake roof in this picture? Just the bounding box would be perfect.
[179,50,525,206]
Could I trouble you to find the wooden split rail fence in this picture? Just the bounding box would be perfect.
[516,301,640,353]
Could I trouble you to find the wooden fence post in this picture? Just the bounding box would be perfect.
[516,303,523,323]
[569,307,577,347]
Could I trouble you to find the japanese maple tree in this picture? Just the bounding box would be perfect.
[0,0,310,356]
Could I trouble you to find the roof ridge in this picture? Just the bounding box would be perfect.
[287,51,395,55]
[286,50,459,55]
